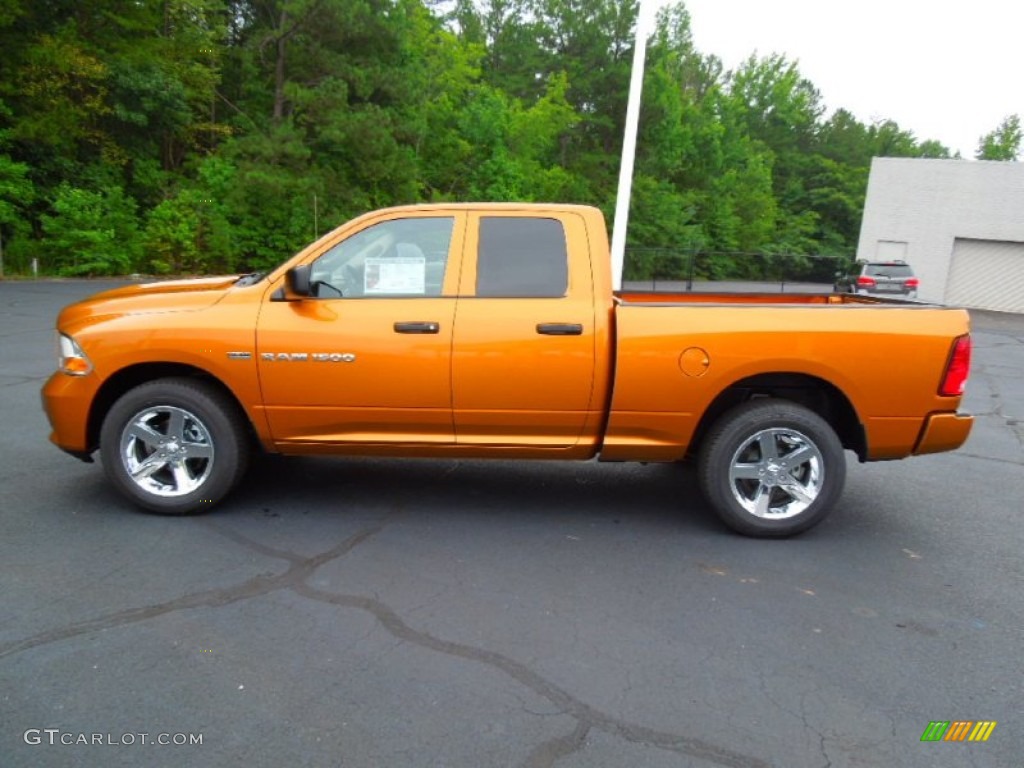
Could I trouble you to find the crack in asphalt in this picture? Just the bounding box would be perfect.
[817,733,832,768]
[292,581,770,767]
[280,520,772,768]
[0,522,386,660]
[955,451,1024,466]
[980,369,1024,455]
[519,720,590,768]
[1,515,772,768]
[0,374,50,388]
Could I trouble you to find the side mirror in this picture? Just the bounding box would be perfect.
[287,264,312,297]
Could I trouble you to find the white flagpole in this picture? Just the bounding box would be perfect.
[610,0,656,291]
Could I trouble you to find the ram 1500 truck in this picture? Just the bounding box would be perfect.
[42,204,973,536]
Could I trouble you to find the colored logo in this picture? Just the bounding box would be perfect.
[921,721,997,742]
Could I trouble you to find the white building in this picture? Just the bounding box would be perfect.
[857,157,1024,312]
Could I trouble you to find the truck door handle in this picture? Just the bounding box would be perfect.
[536,323,583,336]
[394,321,440,334]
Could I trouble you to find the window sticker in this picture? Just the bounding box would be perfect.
[364,256,426,295]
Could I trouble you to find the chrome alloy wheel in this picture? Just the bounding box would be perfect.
[119,406,215,497]
[728,427,824,520]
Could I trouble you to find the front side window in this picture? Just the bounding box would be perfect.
[476,217,568,298]
[310,217,454,298]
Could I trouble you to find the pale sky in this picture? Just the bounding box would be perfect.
[665,0,1024,157]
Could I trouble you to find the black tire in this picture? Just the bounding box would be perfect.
[697,399,846,537]
[99,378,250,515]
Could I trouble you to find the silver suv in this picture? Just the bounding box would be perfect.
[834,260,918,299]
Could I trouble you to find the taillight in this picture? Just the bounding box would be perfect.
[905,277,920,288]
[939,335,971,396]
[856,276,876,288]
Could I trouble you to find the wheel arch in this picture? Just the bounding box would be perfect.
[689,373,866,462]
[87,363,258,453]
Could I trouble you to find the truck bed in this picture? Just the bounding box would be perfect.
[601,295,971,464]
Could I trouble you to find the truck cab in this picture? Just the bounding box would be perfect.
[257,204,612,453]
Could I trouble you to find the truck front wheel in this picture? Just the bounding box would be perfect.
[99,378,250,515]
[698,400,846,537]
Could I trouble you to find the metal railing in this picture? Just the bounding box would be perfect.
[623,248,855,293]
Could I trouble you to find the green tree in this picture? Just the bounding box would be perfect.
[219,127,325,270]
[0,98,35,274]
[144,155,236,273]
[0,154,34,275]
[626,174,701,250]
[0,0,969,275]
[976,114,1021,161]
[41,183,139,275]
[395,1,483,200]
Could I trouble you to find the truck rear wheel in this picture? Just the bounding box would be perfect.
[698,400,846,537]
[99,378,250,515]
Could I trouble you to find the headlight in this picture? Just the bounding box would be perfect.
[58,333,93,376]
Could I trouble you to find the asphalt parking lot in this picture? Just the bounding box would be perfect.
[2,280,1021,768]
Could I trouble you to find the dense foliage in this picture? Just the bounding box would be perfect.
[0,0,1014,276]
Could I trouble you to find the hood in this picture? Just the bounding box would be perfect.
[57,275,241,328]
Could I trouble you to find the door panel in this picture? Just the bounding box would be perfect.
[452,212,596,448]
[256,212,464,445]
[257,298,456,444]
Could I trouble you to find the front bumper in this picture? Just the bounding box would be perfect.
[41,371,101,457]
[913,412,973,455]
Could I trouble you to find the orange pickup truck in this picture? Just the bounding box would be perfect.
[42,204,973,536]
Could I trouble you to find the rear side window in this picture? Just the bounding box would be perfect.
[476,217,568,298]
